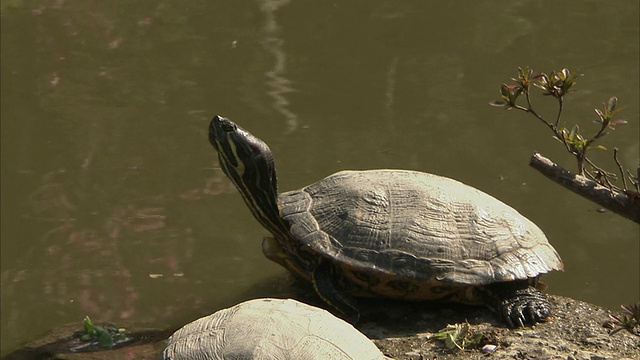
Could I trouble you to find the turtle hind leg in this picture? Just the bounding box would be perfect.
[483,280,552,328]
[312,261,360,323]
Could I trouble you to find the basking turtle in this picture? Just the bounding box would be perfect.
[161,298,387,360]
[208,115,563,328]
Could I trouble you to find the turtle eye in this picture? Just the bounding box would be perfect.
[221,121,236,132]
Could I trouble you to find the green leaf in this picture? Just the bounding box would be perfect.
[83,316,95,332]
[97,328,115,348]
[500,84,510,98]
[595,145,607,150]
[607,96,617,114]
[569,124,579,140]
[513,87,523,98]
[594,108,605,121]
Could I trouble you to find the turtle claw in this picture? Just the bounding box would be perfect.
[500,287,551,328]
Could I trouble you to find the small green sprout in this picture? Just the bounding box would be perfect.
[433,322,483,350]
[490,67,632,185]
[77,316,129,349]
[605,303,640,337]
[534,68,581,98]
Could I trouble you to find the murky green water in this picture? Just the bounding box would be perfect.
[1,0,638,354]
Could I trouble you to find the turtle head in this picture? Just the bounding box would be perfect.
[209,115,274,181]
[209,115,286,237]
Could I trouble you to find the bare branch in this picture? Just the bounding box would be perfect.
[529,152,640,224]
[613,148,628,191]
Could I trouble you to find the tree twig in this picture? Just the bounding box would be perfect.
[613,148,628,191]
[529,152,640,224]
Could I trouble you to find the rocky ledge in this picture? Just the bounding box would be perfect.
[2,295,638,360]
[360,295,639,360]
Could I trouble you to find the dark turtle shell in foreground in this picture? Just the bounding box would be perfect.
[280,170,561,299]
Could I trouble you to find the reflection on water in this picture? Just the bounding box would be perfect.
[3,166,198,316]
[260,0,298,133]
[384,56,399,119]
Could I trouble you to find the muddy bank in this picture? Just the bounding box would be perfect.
[2,295,638,360]
[360,295,639,359]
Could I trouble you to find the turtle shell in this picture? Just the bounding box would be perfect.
[161,298,386,360]
[279,170,563,300]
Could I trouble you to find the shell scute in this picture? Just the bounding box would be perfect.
[278,170,563,289]
[161,298,386,360]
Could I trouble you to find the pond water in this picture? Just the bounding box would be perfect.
[1,0,638,354]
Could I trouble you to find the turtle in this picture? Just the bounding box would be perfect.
[208,115,564,328]
[160,298,388,360]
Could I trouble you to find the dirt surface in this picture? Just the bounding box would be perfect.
[2,295,638,360]
[359,295,639,360]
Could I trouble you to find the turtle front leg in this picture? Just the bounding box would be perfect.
[312,261,360,323]
[484,280,552,328]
